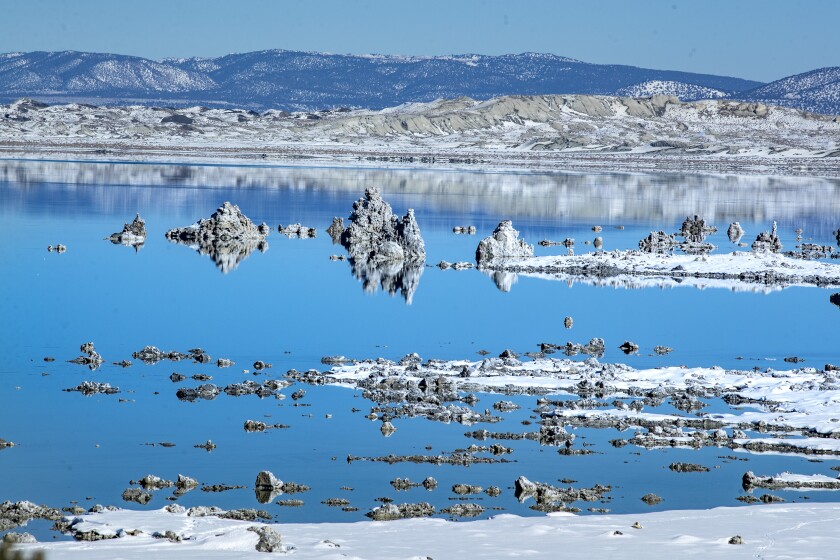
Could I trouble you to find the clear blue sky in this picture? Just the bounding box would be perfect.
[1,0,836,83]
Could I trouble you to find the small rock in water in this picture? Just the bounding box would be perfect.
[653,345,673,355]
[108,213,147,249]
[641,493,662,505]
[121,488,152,505]
[592,226,602,232]
[564,316,573,329]
[727,222,745,243]
[619,341,639,354]
[593,236,603,249]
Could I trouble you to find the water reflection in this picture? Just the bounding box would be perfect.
[4,160,840,235]
[347,257,424,304]
[167,235,268,273]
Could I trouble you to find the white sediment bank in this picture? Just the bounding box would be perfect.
[14,503,840,559]
[481,249,840,289]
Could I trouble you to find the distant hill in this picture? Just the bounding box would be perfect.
[738,67,840,115]
[0,49,763,111]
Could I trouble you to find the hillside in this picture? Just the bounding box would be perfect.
[739,67,840,115]
[0,49,762,111]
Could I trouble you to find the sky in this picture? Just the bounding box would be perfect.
[1,0,836,83]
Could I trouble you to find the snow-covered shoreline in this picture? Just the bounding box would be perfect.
[481,249,840,289]
[11,503,840,559]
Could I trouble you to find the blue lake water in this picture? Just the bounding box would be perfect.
[2,160,840,539]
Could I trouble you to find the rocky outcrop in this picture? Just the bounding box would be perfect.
[68,342,104,370]
[327,217,344,243]
[340,187,425,262]
[248,526,285,552]
[513,476,611,512]
[254,471,285,504]
[0,501,62,531]
[476,221,534,266]
[165,202,269,273]
[108,213,146,249]
[742,471,840,490]
[752,221,783,252]
[638,231,679,253]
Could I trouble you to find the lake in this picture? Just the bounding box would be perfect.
[2,159,840,539]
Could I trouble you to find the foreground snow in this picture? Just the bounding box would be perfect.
[17,504,840,559]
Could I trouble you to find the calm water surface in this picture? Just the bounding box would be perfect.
[2,160,840,539]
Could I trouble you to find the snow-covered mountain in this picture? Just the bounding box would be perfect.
[738,67,840,115]
[0,49,761,111]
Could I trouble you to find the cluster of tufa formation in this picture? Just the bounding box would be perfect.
[108,213,146,249]
[165,202,269,273]
[639,215,716,254]
[340,187,425,263]
[338,187,426,303]
[752,221,783,253]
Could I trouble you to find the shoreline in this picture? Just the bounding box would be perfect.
[2,142,840,178]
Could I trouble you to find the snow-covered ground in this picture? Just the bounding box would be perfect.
[13,503,840,559]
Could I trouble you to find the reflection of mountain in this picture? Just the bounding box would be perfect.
[3,160,840,235]
[348,257,423,304]
[168,236,268,274]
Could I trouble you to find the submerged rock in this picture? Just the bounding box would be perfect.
[365,502,435,521]
[669,462,710,473]
[63,381,119,395]
[165,202,269,273]
[132,345,189,365]
[108,213,146,249]
[121,488,152,505]
[641,493,662,505]
[278,223,316,238]
[752,221,783,253]
[475,221,534,265]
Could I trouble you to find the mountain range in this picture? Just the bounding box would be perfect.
[0,49,837,115]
